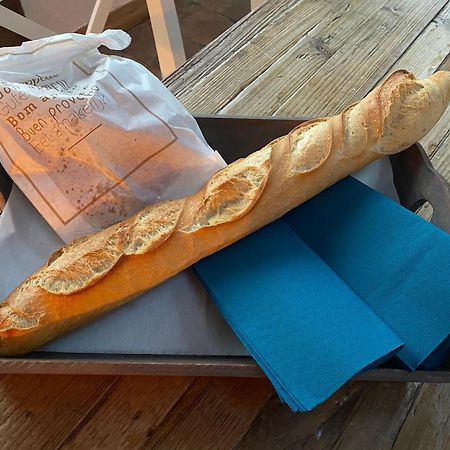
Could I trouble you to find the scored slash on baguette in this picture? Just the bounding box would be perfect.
[0,70,449,355]
[186,147,272,231]
[36,199,185,295]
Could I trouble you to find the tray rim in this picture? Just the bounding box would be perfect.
[0,353,449,382]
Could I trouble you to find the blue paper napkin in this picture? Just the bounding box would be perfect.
[284,177,450,370]
[194,221,403,412]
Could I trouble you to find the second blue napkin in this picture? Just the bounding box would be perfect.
[284,177,450,370]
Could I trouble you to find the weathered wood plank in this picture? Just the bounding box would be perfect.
[166,0,301,93]
[392,384,450,450]
[221,0,393,115]
[274,0,448,116]
[226,0,450,117]
[236,382,367,450]
[145,377,273,450]
[331,382,421,450]
[387,3,450,78]
[168,0,448,117]
[58,376,193,449]
[0,374,119,450]
[236,382,421,450]
[166,0,334,112]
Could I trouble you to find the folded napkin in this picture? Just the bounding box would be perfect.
[284,177,450,370]
[195,176,450,411]
[194,221,403,412]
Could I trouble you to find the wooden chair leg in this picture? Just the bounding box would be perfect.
[146,0,186,78]
[0,5,54,39]
[86,0,114,34]
[0,0,26,46]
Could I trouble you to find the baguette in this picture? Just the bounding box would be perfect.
[1,70,449,356]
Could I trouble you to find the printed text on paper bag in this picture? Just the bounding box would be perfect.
[0,78,107,153]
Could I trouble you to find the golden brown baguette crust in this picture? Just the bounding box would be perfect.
[1,70,450,356]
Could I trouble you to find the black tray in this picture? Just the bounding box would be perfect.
[0,115,449,380]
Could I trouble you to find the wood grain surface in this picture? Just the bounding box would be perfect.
[2,0,450,448]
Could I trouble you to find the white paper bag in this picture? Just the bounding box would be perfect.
[0,30,225,242]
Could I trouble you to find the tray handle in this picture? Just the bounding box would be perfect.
[390,143,450,233]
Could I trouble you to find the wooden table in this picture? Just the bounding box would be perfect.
[1,0,450,448]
